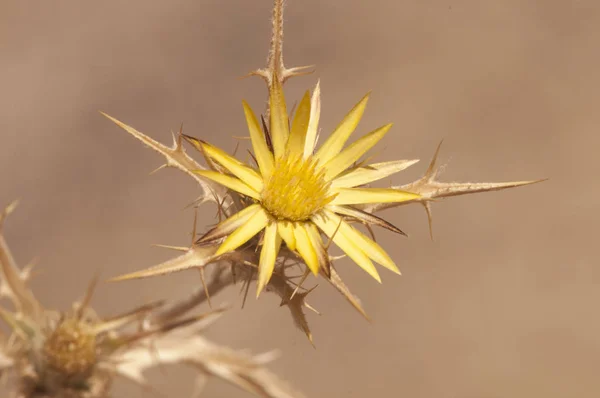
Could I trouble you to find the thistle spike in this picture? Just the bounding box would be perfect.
[247,0,314,88]
[362,140,546,238]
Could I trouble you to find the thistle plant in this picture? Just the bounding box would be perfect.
[1,0,543,397]
[0,202,304,398]
[102,0,542,343]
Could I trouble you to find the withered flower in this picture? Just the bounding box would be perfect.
[0,202,304,398]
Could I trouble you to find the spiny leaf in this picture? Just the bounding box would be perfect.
[108,244,219,282]
[268,273,316,347]
[324,264,370,321]
[100,113,233,212]
[115,323,305,398]
[362,141,545,238]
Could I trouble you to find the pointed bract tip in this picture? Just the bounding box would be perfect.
[1,200,19,227]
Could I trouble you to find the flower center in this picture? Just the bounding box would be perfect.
[261,154,334,221]
[43,318,97,377]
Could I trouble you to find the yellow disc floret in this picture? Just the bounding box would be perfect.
[261,153,334,221]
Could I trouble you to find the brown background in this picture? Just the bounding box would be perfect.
[1,0,598,397]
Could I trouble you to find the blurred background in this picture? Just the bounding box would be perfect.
[1,0,598,397]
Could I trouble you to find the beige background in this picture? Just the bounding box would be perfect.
[1,0,598,397]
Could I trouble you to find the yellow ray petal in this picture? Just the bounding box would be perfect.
[196,141,264,192]
[277,221,296,251]
[256,222,282,297]
[330,187,420,205]
[338,220,400,275]
[293,223,319,275]
[242,100,274,178]
[269,71,290,158]
[303,80,321,159]
[314,92,370,165]
[192,170,259,200]
[216,207,269,256]
[198,204,262,244]
[330,159,420,189]
[287,90,311,155]
[305,222,330,276]
[323,123,393,181]
[311,213,381,283]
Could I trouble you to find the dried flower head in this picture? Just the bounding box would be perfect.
[101,0,543,343]
[0,202,304,398]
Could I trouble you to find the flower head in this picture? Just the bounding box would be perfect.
[186,74,420,296]
[101,0,542,339]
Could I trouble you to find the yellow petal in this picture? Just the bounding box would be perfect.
[303,80,321,159]
[311,213,381,283]
[330,187,420,205]
[323,123,393,181]
[198,142,264,192]
[314,92,370,165]
[293,223,319,275]
[305,222,330,276]
[330,160,420,189]
[198,204,262,243]
[242,100,274,178]
[216,207,269,256]
[269,72,290,158]
[192,170,259,200]
[256,222,282,297]
[286,90,311,155]
[338,221,400,275]
[277,221,296,251]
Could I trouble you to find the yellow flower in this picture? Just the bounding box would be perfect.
[185,73,420,297]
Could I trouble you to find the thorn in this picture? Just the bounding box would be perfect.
[365,223,376,242]
[289,268,310,301]
[0,200,19,228]
[241,269,253,309]
[21,257,40,281]
[425,139,444,181]
[75,271,100,320]
[248,1,313,90]
[247,149,259,168]
[232,140,241,158]
[231,263,237,285]
[325,218,343,251]
[282,65,316,82]
[423,202,434,241]
[151,244,189,252]
[304,303,320,316]
[191,207,198,247]
[198,267,212,309]
[217,195,227,223]
[149,164,168,175]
